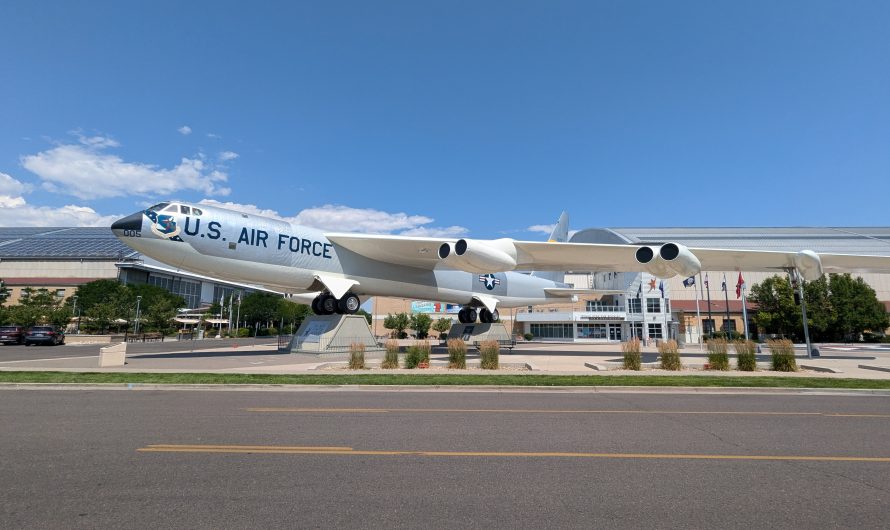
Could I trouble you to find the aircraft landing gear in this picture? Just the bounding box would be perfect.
[479,308,499,324]
[457,307,478,324]
[312,292,361,315]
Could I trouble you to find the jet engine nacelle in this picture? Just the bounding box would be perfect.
[634,243,702,279]
[438,238,518,273]
[794,250,823,282]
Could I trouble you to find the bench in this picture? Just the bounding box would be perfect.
[473,339,516,352]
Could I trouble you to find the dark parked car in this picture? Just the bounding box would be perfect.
[0,325,26,345]
[24,326,65,346]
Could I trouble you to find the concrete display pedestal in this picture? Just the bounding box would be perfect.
[284,315,382,356]
[98,342,127,367]
[447,322,511,344]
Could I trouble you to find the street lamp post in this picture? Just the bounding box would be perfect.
[134,295,143,335]
[72,295,79,334]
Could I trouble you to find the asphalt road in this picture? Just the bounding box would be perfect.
[1,389,889,529]
[0,337,279,362]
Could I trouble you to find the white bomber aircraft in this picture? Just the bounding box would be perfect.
[112,201,890,323]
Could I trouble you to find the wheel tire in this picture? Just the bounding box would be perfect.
[479,308,492,323]
[490,309,499,322]
[465,308,478,323]
[320,294,337,315]
[311,296,321,315]
[457,308,468,324]
[338,293,360,314]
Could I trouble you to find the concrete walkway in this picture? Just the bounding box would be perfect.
[1,340,888,379]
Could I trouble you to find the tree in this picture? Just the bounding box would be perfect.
[383,312,409,338]
[239,292,281,326]
[85,302,119,334]
[432,317,452,339]
[0,278,10,305]
[278,299,312,331]
[828,273,889,341]
[749,276,799,338]
[142,297,177,334]
[409,313,433,339]
[69,279,127,312]
[356,309,372,325]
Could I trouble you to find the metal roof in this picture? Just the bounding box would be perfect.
[0,227,138,259]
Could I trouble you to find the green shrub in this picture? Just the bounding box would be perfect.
[237,328,251,338]
[523,333,534,341]
[621,338,642,370]
[706,338,730,371]
[734,340,757,371]
[381,339,400,369]
[768,339,798,372]
[479,340,499,370]
[658,339,681,371]
[403,341,430,369]
[348,343,365,369]
[447,338,467,369]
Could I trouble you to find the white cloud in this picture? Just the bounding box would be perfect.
[0,172,117,226]
[0,172,31,196]
[206,133,221,139]
[218,150,239,161]
[527,224,556,234]
[178,125,192,135]
[21,141,232,200]
[199,200,467,236]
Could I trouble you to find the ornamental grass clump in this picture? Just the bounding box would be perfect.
[658,339,682,371]
[381,339,400,369]
[768,339,798,372]
[479,340,499,370]
[621,338,642,370]
[734,339,757,371]
[706,338,730,371]
[348,343,366,370]
[447,339,467,369]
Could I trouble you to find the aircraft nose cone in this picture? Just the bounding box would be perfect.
[111,212,143,232]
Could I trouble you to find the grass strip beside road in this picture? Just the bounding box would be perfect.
[1,371,890,389]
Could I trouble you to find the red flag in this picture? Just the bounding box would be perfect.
[736,272,745,299]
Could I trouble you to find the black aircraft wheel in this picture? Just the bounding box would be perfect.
[479,308,492,323]
[457,308,469,324]
[319,294,337,315]
[338,293,361,314]
[490,309,499,322]
[465,308,478,323]
[311,296,322,315]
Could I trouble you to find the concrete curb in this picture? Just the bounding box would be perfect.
[859,364,890,373]
[1,382,889,396]
[800,364,844,374]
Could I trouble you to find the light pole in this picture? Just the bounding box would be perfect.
[72,295,79,334]
[134,295,143,334]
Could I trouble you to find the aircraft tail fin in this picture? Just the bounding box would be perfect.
[531,211,569,284]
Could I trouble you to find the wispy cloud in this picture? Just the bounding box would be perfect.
[20,135,232,200]
[0,171,118,226]
[218,150,239,161]
[178,125,192,135]
[527,224,556,234]
[206,133,221,139]
[199,200,468,237]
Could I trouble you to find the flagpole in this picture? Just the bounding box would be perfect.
[722,273,731,335]
[705,273,713,338]
[695,274,703,351]
[741,285,749,340]
[640,273,648,345]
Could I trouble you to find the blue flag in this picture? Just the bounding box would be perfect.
[658,280,665,299]
[682,276,695,288]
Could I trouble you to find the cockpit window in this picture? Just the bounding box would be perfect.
[180,205,191,214]
[192,208,203,216]
[147,202,169,212]
[163,204,178,212]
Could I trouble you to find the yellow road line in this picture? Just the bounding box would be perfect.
[243,407,890,418]
[136,444,890,462]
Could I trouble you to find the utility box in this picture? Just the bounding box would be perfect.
[98,342,127,367]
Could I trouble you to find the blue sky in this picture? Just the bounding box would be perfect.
[1,1,889,237]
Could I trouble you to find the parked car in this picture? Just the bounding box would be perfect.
[24,326,65,346]
[0,325,26,345]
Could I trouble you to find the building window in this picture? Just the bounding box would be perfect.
[648,323,663,339]
[646,298,661,313]
[664,299,670,314]
[148,274,202,309]
[723,319,737,332]
[577,323,607,339]
[628,322,643,338]
[55,289,66,298]
[529,323,573,339]
[628,298,642,314]
[703,319,716,334]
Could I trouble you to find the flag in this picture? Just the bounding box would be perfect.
[704,273,710,289]
[736,272,745,299]
[219,293,224,315]
[658,280,665,299]
[721,274,727,292]
[682,276,695,288]
[637,281,642,299]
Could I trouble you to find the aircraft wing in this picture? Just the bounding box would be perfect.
[326,233,890,280]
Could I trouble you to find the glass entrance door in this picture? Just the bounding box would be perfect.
[609,324,622,341]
